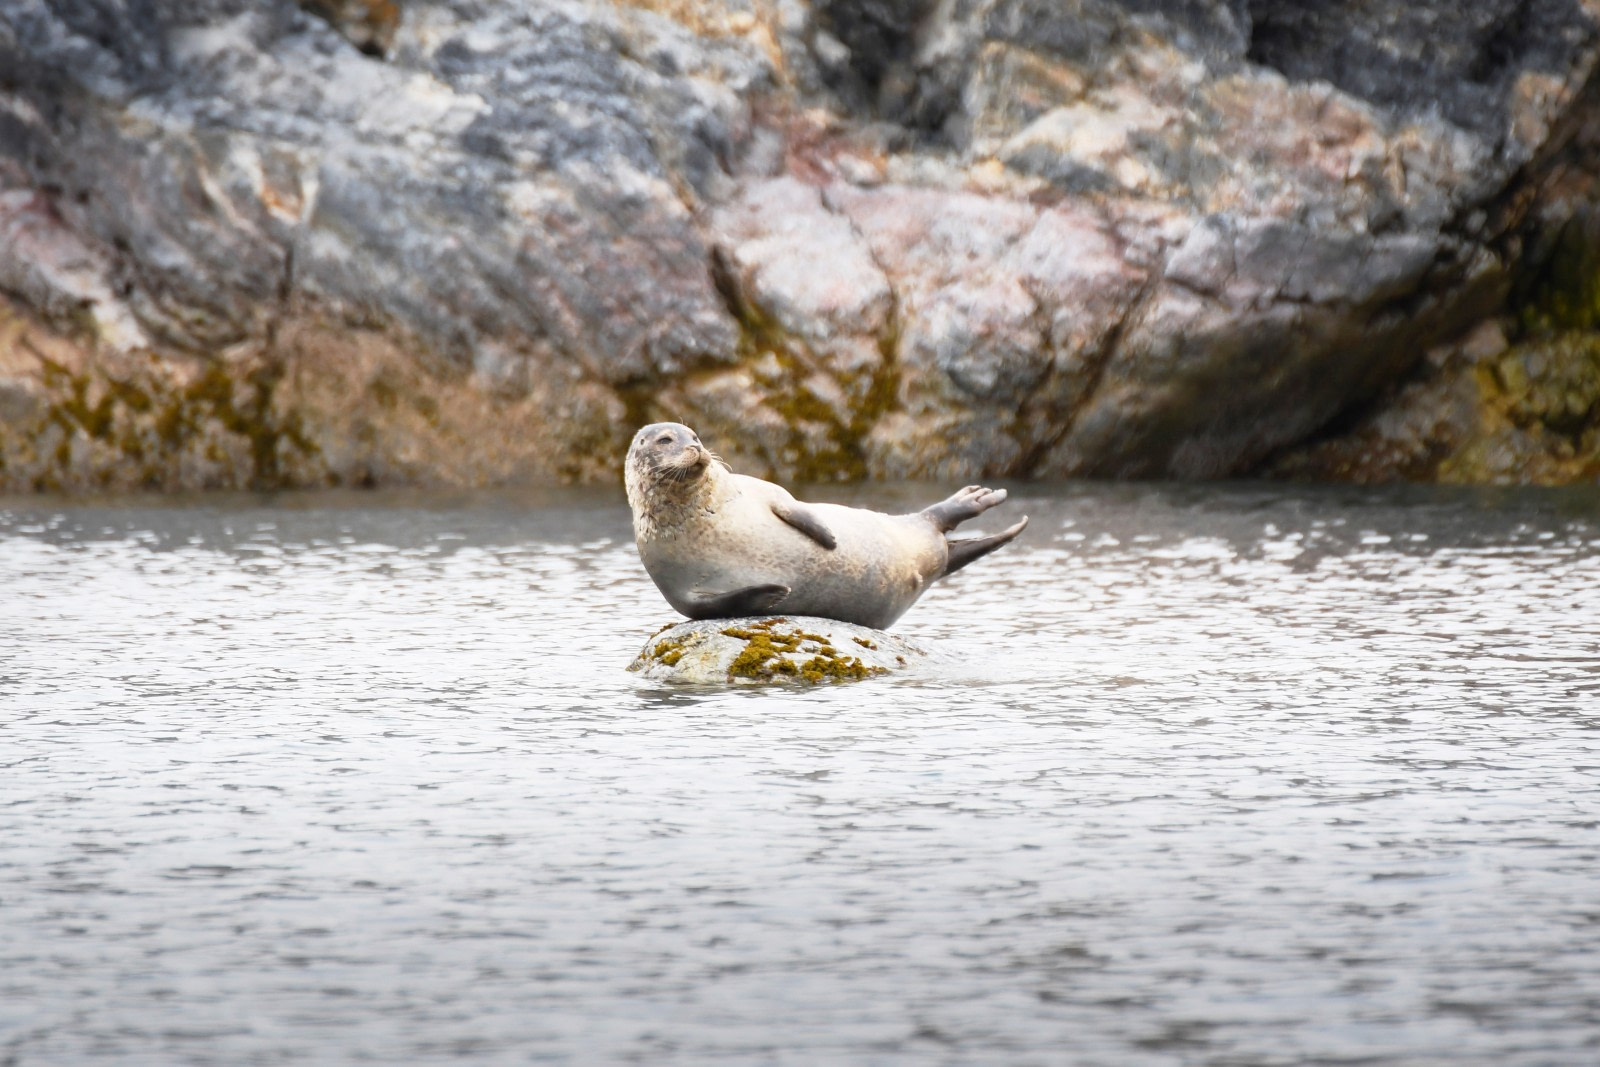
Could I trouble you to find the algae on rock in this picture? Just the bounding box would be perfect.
[1269,201,1600,486]
[7,0,1600,489]
[628,615,924,684]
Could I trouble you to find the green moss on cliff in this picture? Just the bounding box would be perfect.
[1490,335,1600,437]
[170,361,319,489]
[712,250,900,483]
[1515,214,1600,336]
[1459,211,1600,483]
[1438,333,1600,484]
[31,352,319,491]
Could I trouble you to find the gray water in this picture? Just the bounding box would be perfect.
[2,482,1598,1066]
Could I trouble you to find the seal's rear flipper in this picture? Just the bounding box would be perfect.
[942,517,1028,576]
[922,485,1008,533]
[690,583,791,618]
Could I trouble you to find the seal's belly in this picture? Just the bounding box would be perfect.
[704,504,941,628]
[639,494,946,628]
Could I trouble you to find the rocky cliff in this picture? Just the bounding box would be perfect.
[3,0,1599,490]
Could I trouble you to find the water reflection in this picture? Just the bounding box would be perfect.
[2,483,1598,1064]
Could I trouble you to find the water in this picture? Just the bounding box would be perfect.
[2,482,1598,1066]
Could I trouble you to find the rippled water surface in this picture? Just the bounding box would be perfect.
[3,482,1599,1066]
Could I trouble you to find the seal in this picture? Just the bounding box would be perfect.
[624,422,1028,629]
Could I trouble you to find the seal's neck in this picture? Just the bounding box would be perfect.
[626,461,723,541]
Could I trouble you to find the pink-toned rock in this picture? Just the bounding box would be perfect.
[3,0,1599,489]
[711,176,892,373]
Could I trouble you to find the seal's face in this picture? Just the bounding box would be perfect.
[627,422,712,486]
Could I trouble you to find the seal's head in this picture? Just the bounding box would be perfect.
[625,422,723,531]
[626,422,712,484]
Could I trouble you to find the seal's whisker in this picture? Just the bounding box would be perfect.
[646,460,691,483]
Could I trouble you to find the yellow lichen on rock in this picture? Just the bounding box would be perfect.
[1435,333,1600,485]
[628,615,918,685]
[719,618,883,683]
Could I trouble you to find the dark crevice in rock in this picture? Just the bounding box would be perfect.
[707,244,756,338]
[296,0,400,58]
[812,0,949,134]
[1512,208,1600,337]
[1469,3,1540,87]
[1017,273,1158,478]
[1244,0,1595,142]
[819,184,902,328]
[1494,66,1600,330]
[9,0,1600,489]
[1272,54,1600,481]
[817,185,905,447]
[1257,257,1514,480]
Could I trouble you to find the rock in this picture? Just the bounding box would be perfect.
[3,0,1600,489]
[298,0,399,57]
[628,615,926,684]
[1269,309,1600,486]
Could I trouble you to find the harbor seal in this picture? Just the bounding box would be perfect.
[624,422,1028,629]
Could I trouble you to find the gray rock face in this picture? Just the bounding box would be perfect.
[2,0,1597,489]
[628,615,927,684]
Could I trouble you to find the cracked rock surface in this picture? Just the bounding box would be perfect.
[3,0,1599,490]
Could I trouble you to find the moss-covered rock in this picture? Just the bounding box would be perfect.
[1432,333,1600,484]
[1269,207,1600,486]
[1428,213,1600,484]
[1514,213,1600,337]
[627,615,924,685]
[8,0,1600,490]
[0,296,633,491]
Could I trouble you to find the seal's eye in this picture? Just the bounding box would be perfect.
[656,434,673,445]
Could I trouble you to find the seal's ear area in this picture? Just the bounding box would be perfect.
[770,501,838,550]
[942,516,1028,577]
[689,583,791,617]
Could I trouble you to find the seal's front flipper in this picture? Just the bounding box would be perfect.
[690,583,791,618]
[770,501,838,550]
[922,485,1008,533]
[943,517,1028,576]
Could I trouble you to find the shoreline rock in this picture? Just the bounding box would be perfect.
[4,0,1600,490]
[628,615,927,684]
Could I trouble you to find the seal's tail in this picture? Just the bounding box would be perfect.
[942,516,1028,576]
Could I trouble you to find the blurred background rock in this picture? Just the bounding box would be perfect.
[3,0,1600,491]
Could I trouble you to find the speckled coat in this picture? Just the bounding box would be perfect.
[628,459,947,630]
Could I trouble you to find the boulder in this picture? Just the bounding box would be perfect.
[3,0,1599,489]
[628,615,927,684]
